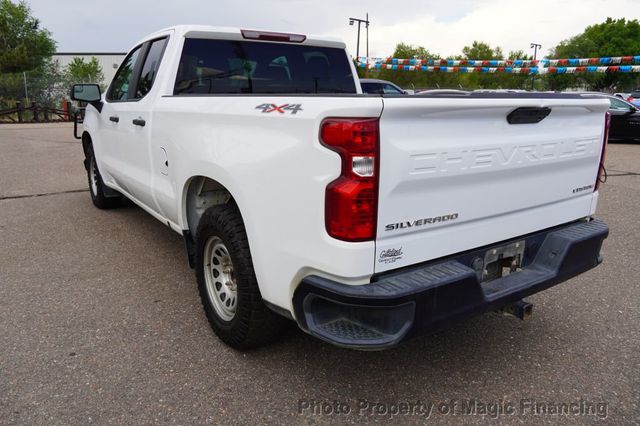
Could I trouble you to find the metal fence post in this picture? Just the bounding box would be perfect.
[16,102,23,123]
[32,102,38,122]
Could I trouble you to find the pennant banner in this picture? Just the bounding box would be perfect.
[362,63,539,73]
[360,57,540,67]
[359,55,640,67]
[358,62,640,74]
[541,56,640,66]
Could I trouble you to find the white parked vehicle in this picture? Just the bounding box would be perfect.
[72,26,610,350]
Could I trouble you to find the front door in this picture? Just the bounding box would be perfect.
[100,44,147,202]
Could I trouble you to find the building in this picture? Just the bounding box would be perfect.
[53,52,127,87]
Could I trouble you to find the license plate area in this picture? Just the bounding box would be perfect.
[475,240,525,283]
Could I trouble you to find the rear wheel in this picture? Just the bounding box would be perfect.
[87,146,122,209]
[196,203,286,349]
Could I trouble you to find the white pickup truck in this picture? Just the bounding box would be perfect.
[71,25,610,350]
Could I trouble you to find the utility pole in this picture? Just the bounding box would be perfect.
[349,15,370,60]
[530,43,541,91]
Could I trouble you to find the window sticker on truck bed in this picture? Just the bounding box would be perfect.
[255,103,303,114]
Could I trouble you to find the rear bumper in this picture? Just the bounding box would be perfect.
[293,219,608,350]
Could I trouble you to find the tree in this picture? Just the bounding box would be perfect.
[360,18,640,93]
[66,57,105,85]
[461,41,507,90]
[462,41,503,60]
[504,50,535,90]
[0,0,59,108]
[0,0,56,73]
[545,18,640,91]
[375,43,440,89]
[31,58,67,107]
[361,41,534,91]
[507,50,532,61]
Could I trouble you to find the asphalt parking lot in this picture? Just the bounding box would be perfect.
[0,123,638,424]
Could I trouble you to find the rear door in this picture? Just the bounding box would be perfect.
[375,95,609,272]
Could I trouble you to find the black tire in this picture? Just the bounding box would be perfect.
[196,203,286,349]
[86,145,122,209]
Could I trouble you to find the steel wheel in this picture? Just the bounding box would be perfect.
[195,204,287,349]
[203,236,237,321]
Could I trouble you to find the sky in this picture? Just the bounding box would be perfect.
[25,0,640,59]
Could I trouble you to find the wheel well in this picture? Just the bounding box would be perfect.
[81,132,92,171]
[81,131,92,158]
[185,176,233,236]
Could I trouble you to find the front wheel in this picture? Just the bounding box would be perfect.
[196,203,286,349]
[86,146,122,209]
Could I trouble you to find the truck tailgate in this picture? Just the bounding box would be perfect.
[375,96,609,273]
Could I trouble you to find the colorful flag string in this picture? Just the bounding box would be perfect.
[357,55,640,74]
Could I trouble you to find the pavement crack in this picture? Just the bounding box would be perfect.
[0,188,87,201]
[607,169,640,177]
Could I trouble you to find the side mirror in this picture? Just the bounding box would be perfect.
[71,84,101,103]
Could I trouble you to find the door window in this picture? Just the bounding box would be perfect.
[361,82,383,94]
[382,83,403,94]
[107,46,142,101]
[136,38,168,99]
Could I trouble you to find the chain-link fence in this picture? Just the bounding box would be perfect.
[0,61,75,122]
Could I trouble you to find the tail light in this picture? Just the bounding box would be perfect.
[595,111,610,192]
[320,118,379,242]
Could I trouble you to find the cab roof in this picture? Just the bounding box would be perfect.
[134,25,346,50]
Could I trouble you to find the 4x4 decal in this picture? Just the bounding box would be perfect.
[255,103,303,114]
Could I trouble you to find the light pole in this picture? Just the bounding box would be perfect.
[530,42,541,91]
[349,14,370,60]
[366,12,369,61]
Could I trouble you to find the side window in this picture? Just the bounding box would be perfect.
[136,38,168,99]
[107,46,141,101]
[371,84,384,94]
[609,98,630,110]
[383,84,403,94]
[361,83,383,94]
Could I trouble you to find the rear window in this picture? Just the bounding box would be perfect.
[174,39,356,95]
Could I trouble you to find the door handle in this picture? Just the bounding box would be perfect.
[109,116,119,123]
[132,118,146,127]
